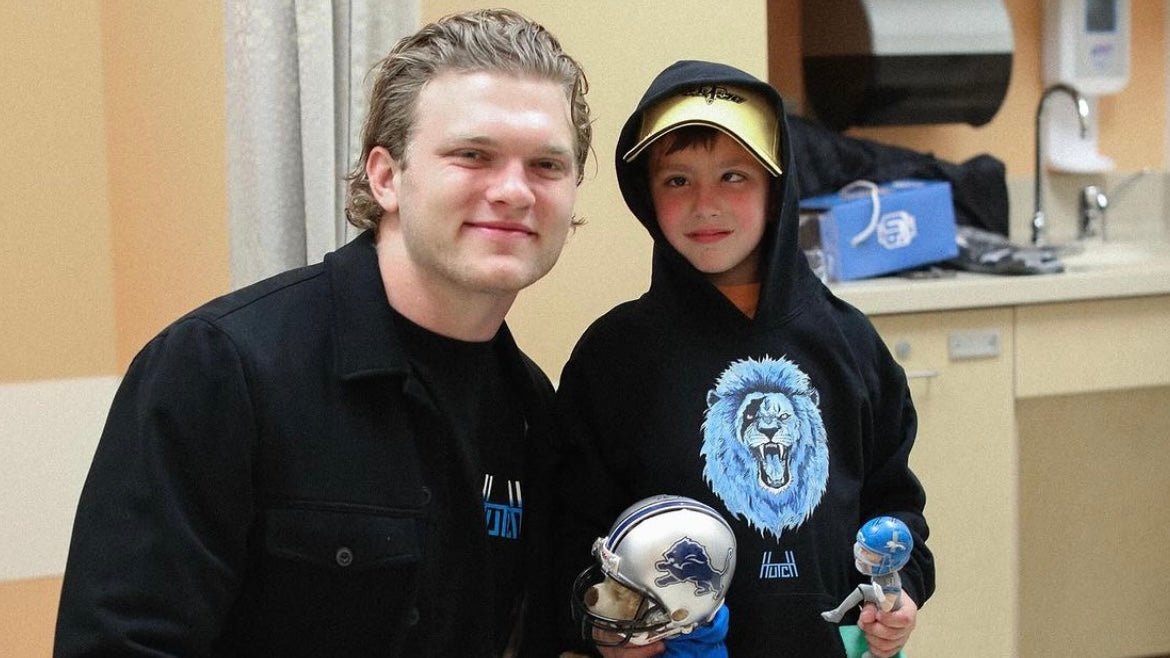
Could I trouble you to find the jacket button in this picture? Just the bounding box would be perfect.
[407,607,420,626]
[335,546,354,567]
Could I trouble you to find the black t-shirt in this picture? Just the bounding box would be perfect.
[392,308,527,655]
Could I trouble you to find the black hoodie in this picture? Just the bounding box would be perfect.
[555,61,934,657]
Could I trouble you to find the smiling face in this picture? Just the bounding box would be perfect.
[369,69,578,307]
[647,130,770,286]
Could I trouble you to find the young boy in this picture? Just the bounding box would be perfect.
[555,60,934,657]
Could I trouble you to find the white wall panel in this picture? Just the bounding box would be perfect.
[1,377,118,580]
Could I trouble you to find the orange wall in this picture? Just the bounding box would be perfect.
[102,2,229,369]
[0,1,228,381]
[0,3,117,382]
[0,577,62,658]
[0,3,226,656]
[769,0,1166,176]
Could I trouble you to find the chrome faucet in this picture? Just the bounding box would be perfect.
[1032,84,1090,246]
[1079,168,1150,241]
[1078,185,1107,240]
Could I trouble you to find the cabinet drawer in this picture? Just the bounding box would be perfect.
[1015,295,1170,398]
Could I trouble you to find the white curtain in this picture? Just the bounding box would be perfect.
[225,0,419,289]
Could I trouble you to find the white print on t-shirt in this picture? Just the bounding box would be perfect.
[482,474,522,539]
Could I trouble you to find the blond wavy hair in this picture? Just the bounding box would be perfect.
[344,8,592,231]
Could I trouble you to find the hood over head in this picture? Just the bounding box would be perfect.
[614,60,820,325]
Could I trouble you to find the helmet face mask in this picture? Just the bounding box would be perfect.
[571,495,737,646]
[571,564,672,646]
[853,543,888,576]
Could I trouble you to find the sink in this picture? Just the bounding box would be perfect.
[1058,240,1164,273]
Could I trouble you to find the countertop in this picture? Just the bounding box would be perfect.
[830,240,1170,316]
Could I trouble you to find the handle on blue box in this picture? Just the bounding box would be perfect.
[838,180,881,248]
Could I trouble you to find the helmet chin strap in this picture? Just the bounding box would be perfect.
[629,622,698,645]
[625,602,710,645]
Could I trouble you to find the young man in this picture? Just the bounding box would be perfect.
[54,9,590,657]
[555,60,933,658]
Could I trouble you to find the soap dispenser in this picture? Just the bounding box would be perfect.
[1042,0,1129,173]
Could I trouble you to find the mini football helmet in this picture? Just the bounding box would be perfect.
[853,516,913,577]
[572,494,737,646]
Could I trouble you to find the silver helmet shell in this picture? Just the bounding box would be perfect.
[572,495,737,645]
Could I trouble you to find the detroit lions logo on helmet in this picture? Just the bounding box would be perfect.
[653,537,732,597]
[701,356,829,540]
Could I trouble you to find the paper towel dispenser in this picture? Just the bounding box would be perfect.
[800,0,1013,130]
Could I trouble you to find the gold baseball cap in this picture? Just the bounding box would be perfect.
[623,83,782,176]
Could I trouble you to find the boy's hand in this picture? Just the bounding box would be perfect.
[857,592,917,658]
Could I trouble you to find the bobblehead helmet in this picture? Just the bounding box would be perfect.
[572,495,737,646]
[853,515,913,577]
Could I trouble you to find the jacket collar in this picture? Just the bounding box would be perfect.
[325,231,542,399]
[327,230,412,381]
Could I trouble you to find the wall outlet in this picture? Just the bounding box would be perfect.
[948,329,1002,360]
